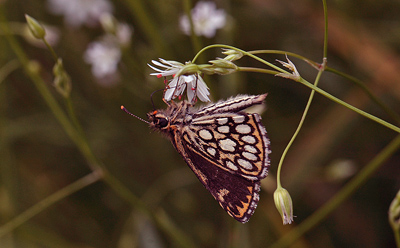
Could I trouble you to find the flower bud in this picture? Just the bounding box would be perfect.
[276,55,301,81]
[53,59,71,98]
[25,14,46,39]
[389,190,400,232]
[209,59,238,69]
[176,63,200,77]
[100,13,117,34]
[221,49,243,61]
[274,187,294,225]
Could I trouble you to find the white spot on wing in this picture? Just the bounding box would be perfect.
[238,158,253,170]
[199,129,213,140]
[242,152,258,161]
[233,115,245,123]
[244,145,258,153]
[207,147,216,156]
[241,135,256,144]
[219,138,236,152]
[217,118,228,125]
[226,161,238,171]
[235,124,251,134]
[217,125,230,133]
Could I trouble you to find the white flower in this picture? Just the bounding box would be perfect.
[47,0,113,27]
[84,39,121,83]
[99,13,133,46]
[148,59,210,103]
[115,23,133,46]
[180,1,226,38]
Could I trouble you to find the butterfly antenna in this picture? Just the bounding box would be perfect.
[121,106,150,124]
[150,88,166,110]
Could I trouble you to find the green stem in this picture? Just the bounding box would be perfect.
[276,63,325,188]
[42,38,58,62]
[121,0,171,57]
[196,44,400,133]
[270,134,400,248]
[183,0,203,62]
[0,59,20,84]
[298,77,400,133]
[238,66,278,75]
[326,67,400,125]
[0,22,95,165]
[0,170,103,238]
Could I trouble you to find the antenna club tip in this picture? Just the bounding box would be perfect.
[121,105,125,110]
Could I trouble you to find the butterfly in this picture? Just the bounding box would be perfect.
[123,94,271,223]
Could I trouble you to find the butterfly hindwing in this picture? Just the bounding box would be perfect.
[180,132,261,223]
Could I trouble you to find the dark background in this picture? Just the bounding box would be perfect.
[1,0,399,247]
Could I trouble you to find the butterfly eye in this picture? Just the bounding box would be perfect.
[157,117,168,128]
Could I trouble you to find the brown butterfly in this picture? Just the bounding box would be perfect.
[122,94,271,223]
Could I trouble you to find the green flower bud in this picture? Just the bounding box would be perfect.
[53,59,71,98]
[100,13,117,34]
[25,14,46,40]
[209,59,238,69]
[176,63,200,77]
[274,187,294,225]
[221,49,243,61]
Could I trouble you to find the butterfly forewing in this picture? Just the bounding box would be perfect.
[147,94,270,223]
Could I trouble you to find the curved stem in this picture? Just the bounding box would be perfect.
[276,66,324,188]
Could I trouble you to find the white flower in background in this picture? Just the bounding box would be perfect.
[47,0,113,27]
[180,1,227,38]
[149,59,210,103]
[99,13,133,46]
[84,39,121,84]
[115,23,133,46]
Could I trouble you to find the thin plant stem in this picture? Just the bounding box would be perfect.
[270,134,400,248]
[0,59,20,84]
[238,66,278,75]
[183,0,203,62]
[325,66,400,125]
[0,170,103,238]
[297,77,400,133]
[120,0,171,58]
[244,50,400,125]
[194,44,400,133]
[276,63,325,188]
[42,38,58,62]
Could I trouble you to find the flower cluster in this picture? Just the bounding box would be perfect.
[149,59,210,103]
[84,17,133,86]
[180,1,227,38]
[47,0,113,27]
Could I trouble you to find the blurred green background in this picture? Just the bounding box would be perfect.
[1,0,400,247]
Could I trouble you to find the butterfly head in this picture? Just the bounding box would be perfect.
[147,110,170,130]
